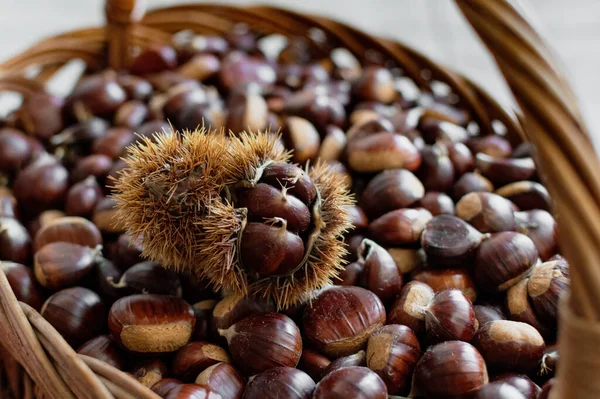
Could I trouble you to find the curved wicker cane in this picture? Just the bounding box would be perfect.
[0,0,596,397]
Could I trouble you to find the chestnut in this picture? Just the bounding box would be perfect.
[352,66,396,103]
[151,378,183,397]
[303,286,386,358]
[178,54,221,82]
[347,132,421,173]
[13,153,69,213]
[468,135,512,158]
[298,349,331,382]
[324,350,366,374]
[413,341,488,398]
[418,191,455,216]
[538,346,559,380]
[413,268,477,302]
[41,287,107,347]
[313,367,387,399]
[368,208,432,246]
[346,116,394,142]
[347,205,369,231]
[475,382,527,398]
[421,215,485,267]
[0,217,32,264]
[108,294,195,353]
[360,169,424,218]
[51,118,109,151]
[65,176,103,218]
[70,154,113,185]
[211,294,275,334]
[0,128,34,173]
[280,116,321,164]
[27,209,65,238]
[386,247,423,274]
[473,305,505,326]
[260,162,317,205]
[514,210,558,261]
[417,143,456,192]
[452,172,494,201]
[34,216,102,251]
[357,239,403,303]
[192,300,217,342]
[366,324,420,395]
[172,341,230,382]
[491,373,541,398]
[92,127,136,160]
[108,261,182,297]
[243,367,315,399]
[77,335,125,370]
[496,181,551,211]
[226,92,268,134]
[114,100,149,129]
[447,142,475,175]
[17,92,64,140]
[164,384,222,399]
[527,260,569,325]
[91,258,122,305]
[388,281,434,335]
[317,125,347,161]
[92,197,127,234]
[474,232,538,292]
[219,312,302,376]
[196,362,245,399]
[472,320,545,372]
[67,72,126,117]
[425,289,477,344]
[476,153,536,186]
[282,88,345,133]
[455,192,517,233]
[0,261,45,310]
[506,278,550,337]
[34,242,101,290]
[131,358,168,387]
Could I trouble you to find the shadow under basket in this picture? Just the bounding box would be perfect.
[0,0,599,398]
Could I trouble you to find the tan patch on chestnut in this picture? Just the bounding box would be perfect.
[403,285,433,319]
[507,279,530,314]
[456,192,482,221]
[496,181,533,197]
[137,370,162,387]
[366,333,393,371]
[498,266,533,291]
[324,322,383,358]
[387,248,422,274]
[120,322,193,353]
[527,261,557,297]
[488,320,544,346]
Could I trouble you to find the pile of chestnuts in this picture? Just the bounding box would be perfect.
[0,23,563,399]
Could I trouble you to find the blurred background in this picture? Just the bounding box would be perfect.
[0,0,598,147]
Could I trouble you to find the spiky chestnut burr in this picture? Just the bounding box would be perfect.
[112,128,353,309]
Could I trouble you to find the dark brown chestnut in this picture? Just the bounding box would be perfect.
[514,210,558,261]
[164,383,222,399]
[192,300,217,342]
[313,367,387,399]
[193,362,244,399]
[413,341,488,398]
[496,181,551,211]
[491,373,541,399]
[260,162,317,205]
[108,294,195,353]
[108,260,182,297]
[417,144,456,192]
[130,45,178,75]
[366,324,420,395]
[67,72,126,117]
[172,341,231,382]
[417,191,455,216]
[70,154,113,185]
[298,349,331,382]
[243,367,315,399]
[357,239,403,303]
[468,135,513,158]
[303,286,386,358]
[0,217,32,264]
[219,312,302,376]
[476,153,536,186]
[27,209,64,238]
[0,128,34,173]
[413,268,477,302]
[425,289,477,344]
[65,176,103,218]
[447,142,475,175]
[388,281,434,335]
[17,92,64,140]
[77,335,126,370]
[281,116,321,164]
[474,232,538,292]
[131,359,168,388]
[108,233,144,270]
[452,172,494,201]
[92,197,127,234]
[347,132,421,173]
[368,208,432,246]
[178,54,221,82]
[92,128,136,160]
[456,192,517,233]
[527,261,569,326]
[114,100,149,129]
[151,378,183,397]
[41,287,107,347]
[352,66,397,103]
[0,261,45,310]
[34,216,102,251]
[472,320,545,372]
[506,278,550,337]
[473,305,505,327]
[34,242,101,290]
[360,169,424,219]
[421,215,485,267]
[211,294,276,335]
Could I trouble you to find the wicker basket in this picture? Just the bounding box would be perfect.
[0,0,597,397]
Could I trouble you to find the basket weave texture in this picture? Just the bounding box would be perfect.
[0,0,597,398]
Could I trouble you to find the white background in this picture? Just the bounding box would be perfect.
[0,0,598,149]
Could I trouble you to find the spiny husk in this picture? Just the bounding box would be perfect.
[111,127,229,270]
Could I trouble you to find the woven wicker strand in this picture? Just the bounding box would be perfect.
[0,0,597,397]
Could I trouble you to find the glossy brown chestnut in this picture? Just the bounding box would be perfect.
[219,312,302,376]
[417,144,456,192]
[496,181,551,211]
[0,128,34,173]
[313,366,387,399]
[67,72,126,117]
[91,258,122,305]
[303,286,386,358]
[360,169,424,219]
[109,260,182,297]
[475,382,527,399]
[92,128,136,160]
[131,359,168,387]
[506,278,549,337]
[418,191,455,216]
[34,216,102,251]
[242,367,315,399]
[226,92,268,134]
[324,350,366,375]
[70,154,114,185]
[195,362,245,399]
[425,289,477,344]
[527,261,569,325]
[476,153,536,186]
[318,125,347,161]
[77,335,126,370]
[211,294,276,334]
[192,300,217,342]
[456,192,517,233]
[368,208,432,246]
[366,324,420,395]
[0,261,45,310]
[65,177,103,218]
[388,281,434,335]
[41,287,107,347]
[114,100,149,129]
[130,45,178,75]
[473,305,505,327]
[164,384,222,399]
[413,268,477,302]
[413,341,488,398]
[108,294,195,353]
[172,341,231,382]
[151,378,183,397]
[491,373,541,399]
[474,232,538,292]
[347,132,421,173]
[357,239,403,303]
[421,215,485,267]
[260,162,317,205]
[452,172,494,201]
[17,92,64,140]
[281,116,321,164]
[515,210,558,261]
[178,54,221,82]
[298,349,331,382]
[92,197,127,234]
[239,221,305,276]
[0,217,32,264]
[468,135,513,158]
[472,320,545,372]
[352,66,396,103]
[447,142,475,175]
[34,242,100,290]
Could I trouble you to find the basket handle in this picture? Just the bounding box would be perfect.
[105,0,147,70]
[455,0,600,397]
